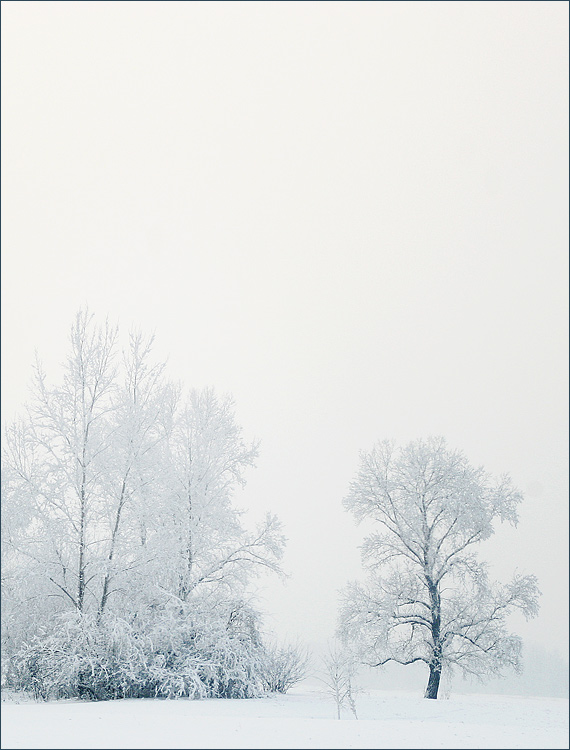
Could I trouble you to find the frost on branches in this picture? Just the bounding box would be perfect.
[319,643,359,719]
[339,437,540,699]
[1,310,288,700]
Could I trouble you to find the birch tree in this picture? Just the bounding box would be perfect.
[2,316,174,625]
[151,387,284,604]
[95,331,176,621]
[3,311,119,617]
[339,437,540,699]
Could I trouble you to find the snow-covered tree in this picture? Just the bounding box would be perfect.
[95,330,177,621]
[339,437,540,699]
[151,387,284,605]
[2,311,120,621]
[1,310,285,699]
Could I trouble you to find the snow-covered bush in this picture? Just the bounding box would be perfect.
[10,600,270,701]
[11,614,150,700]
[142,599,268,700]
[260,642,310,693]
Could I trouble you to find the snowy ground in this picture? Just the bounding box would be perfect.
[1,685,567,749]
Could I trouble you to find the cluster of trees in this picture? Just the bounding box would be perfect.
[1,311,303,700]
[2,312,540,703]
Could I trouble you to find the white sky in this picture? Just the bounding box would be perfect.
[2,1,568,659]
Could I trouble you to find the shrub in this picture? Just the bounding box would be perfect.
[261,641,310,693]
[9,600,269,701]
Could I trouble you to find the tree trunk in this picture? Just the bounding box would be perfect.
[98,478,128,621]
[425,574,442,699]
[77,470,87,612]
[179,489,193,600]
[424,661,441,699]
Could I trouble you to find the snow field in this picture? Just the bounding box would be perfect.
[1,686,567,749]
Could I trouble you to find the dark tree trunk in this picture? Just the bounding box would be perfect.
[424,661,442,699]
[425,574,442,699]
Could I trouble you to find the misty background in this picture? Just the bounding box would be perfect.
[2,1,568,696]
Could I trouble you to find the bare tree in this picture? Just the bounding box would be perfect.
[319,642,359,719]
[339,437,540,699]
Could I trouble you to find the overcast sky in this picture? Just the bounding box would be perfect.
[2,1,568,661]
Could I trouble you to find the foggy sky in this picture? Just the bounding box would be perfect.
[2,1,568,660]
